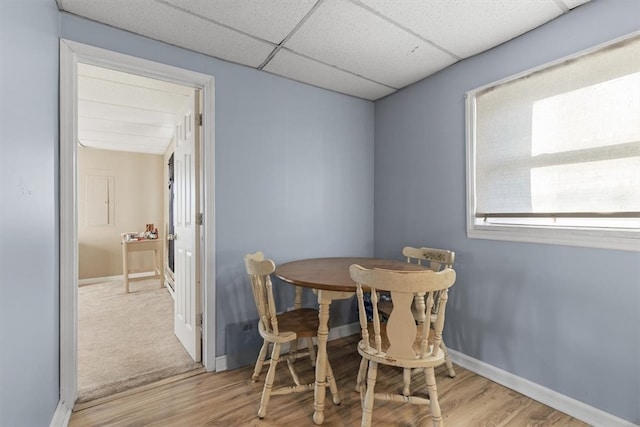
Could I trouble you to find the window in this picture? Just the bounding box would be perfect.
[466,33,640,251]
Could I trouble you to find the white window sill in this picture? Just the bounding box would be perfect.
[467,222,640,252]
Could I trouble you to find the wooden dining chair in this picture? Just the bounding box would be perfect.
[377,246,456,397]
[403,246,456,379]
[244,252,339,419]
[246,251,316,383]
[351,264,456,427]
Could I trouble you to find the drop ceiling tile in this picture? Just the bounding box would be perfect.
[264,49,395,100]
[59,0,274,67]
[162,0,317,44]
[359,0,564,58]
[284,0,458,89]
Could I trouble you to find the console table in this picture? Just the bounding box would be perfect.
[121,238,163,293]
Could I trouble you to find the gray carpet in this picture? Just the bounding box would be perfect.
[78,278,200,403]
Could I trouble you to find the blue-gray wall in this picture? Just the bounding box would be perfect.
[2,0,638,425]
[59,14,374,358]
[2,2,373,424]
[373,0,640,423]
[0,0,60,426]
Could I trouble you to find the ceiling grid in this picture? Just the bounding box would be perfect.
[58,0,589,101]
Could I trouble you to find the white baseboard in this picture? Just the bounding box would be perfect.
[327,321,361,341]
[49,401,72,427]
[215,355,227,372]
[448,349,637,427]
[215,321,360,373]
[78,272,156,286]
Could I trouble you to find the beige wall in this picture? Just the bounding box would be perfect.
[78,147,164,279]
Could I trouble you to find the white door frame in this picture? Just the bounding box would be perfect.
[59,39,216,411]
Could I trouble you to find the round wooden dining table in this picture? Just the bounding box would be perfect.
[274,257,425,425]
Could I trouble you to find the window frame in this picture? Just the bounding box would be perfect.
[465,31,640,252]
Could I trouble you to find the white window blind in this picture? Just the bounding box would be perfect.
[473,35,640,225]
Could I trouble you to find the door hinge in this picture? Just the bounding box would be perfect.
[196,313,203,327]
[196,213,204,225]
[197,113,203,126]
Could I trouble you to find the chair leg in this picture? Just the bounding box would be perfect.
[286,354,303,386]
[258,342,281,419]
[306,337,316,367]
[325,358,341,405]
[290,339,299,361]
[252,340,269,382]
[402,368,411,396]
[356,358,368,409]
[441,341,456,378]
[361,361,378,427]
[355,357,368,393]
[425,367,443,427]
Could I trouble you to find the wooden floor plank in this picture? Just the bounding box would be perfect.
[70,335,587,427]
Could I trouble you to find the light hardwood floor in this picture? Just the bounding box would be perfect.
[70,335,587,426]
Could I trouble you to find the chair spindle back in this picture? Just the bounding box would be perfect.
[350,265,456,361]
[403,246,455,271]
[244,251,279,336]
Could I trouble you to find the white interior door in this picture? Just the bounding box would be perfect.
[173,90,201,362]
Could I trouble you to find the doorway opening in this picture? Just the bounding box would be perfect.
[75,63,202,403]
[60,40,216,411]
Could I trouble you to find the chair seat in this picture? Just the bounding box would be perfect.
[277,308,319,338]
[357,322,444,369]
